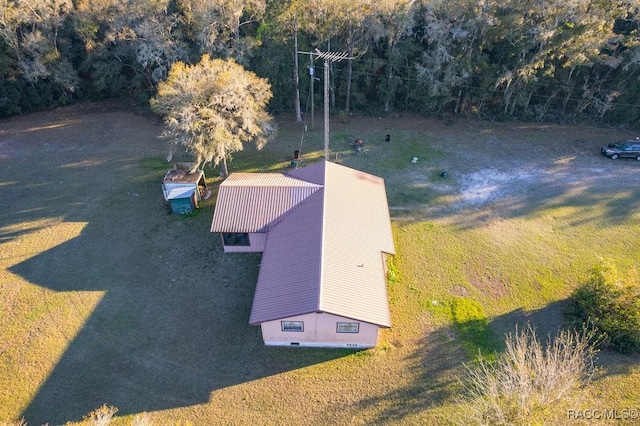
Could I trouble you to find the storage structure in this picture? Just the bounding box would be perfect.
[162,163,207,214]
[166,187,198,214]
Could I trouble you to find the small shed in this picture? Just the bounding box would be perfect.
[166,187,198,214]
[162,163,207,213]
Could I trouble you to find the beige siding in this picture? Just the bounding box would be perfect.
[260,312,379,348]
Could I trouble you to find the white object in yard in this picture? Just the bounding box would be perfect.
[411,157,418,163]
[162,168,207,202]
[166,187,196,200]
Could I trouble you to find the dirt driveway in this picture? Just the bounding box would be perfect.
[381,119,640,220]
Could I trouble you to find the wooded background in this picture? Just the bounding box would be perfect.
[2,0,640,125]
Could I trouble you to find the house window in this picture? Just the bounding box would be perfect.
[336,322,359,333]
[222,232,250,246]
[281,321,304,332]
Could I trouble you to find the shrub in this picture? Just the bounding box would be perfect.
[131,413,155,426]
[83,405,118,426]
[567,261,640,354]
[386,256,401,284]
[457,323,598,425]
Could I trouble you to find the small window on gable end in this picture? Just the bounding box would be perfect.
[222,232,250,246]
[337,322,359,333]
[281,321,304,332]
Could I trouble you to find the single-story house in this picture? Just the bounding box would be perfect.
[162,163,208,214]
[210,160,395,348]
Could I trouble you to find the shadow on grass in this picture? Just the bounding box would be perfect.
[355,299,625,424]
[487,301,640,404]
[12,226,348,424]
[380,138,640,229]
[4,108,638,424]
[489,300,569,342]
[12,225,348,423]
[353,327,467,425]
[1,108,349,424]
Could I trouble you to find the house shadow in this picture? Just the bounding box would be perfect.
[351,326,468,425]
[10,186,348,425]
[1,109,347,425]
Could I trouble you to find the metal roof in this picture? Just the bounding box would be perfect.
[166,187,195,200]
[249,190,325,323]
[212,161,395,328]
[222,172,321,188]
[316,161,395,326]
[210,173,322,233]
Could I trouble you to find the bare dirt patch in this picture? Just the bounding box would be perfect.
[459,168,537,207]
[394,118,640,219]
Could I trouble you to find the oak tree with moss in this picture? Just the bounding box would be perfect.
[150,54,275,176]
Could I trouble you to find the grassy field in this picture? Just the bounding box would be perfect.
[1,103,639,425]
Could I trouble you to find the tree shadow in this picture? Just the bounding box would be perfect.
[489,300,569,341]
[383,137,640,229]
[352,327,467,425]
[4,107,638,424]
[354,297,639,424]
[2,107,347,424]
[490,301,640,396]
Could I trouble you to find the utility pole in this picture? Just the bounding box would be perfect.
[315,49,350,159]
[297,49,352,158]
[309,53,314,132]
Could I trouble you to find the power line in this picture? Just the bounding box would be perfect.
[288,57,640,114]
[298,49,353,159]
[328,67,640,110]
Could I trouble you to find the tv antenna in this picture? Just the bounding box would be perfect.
[297,49,352,159]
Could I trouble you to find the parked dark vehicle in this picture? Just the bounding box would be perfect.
[601,138,640,160]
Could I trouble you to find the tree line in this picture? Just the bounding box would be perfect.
[2,0,640,125]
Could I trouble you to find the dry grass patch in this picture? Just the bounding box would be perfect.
[457,324,599,425]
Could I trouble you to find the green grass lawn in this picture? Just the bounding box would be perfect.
[1,106,639,425]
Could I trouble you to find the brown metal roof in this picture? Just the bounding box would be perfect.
[212,161,395,328]
[210,173,321,233]
[285,160,327,185]
[249,190,325,323]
